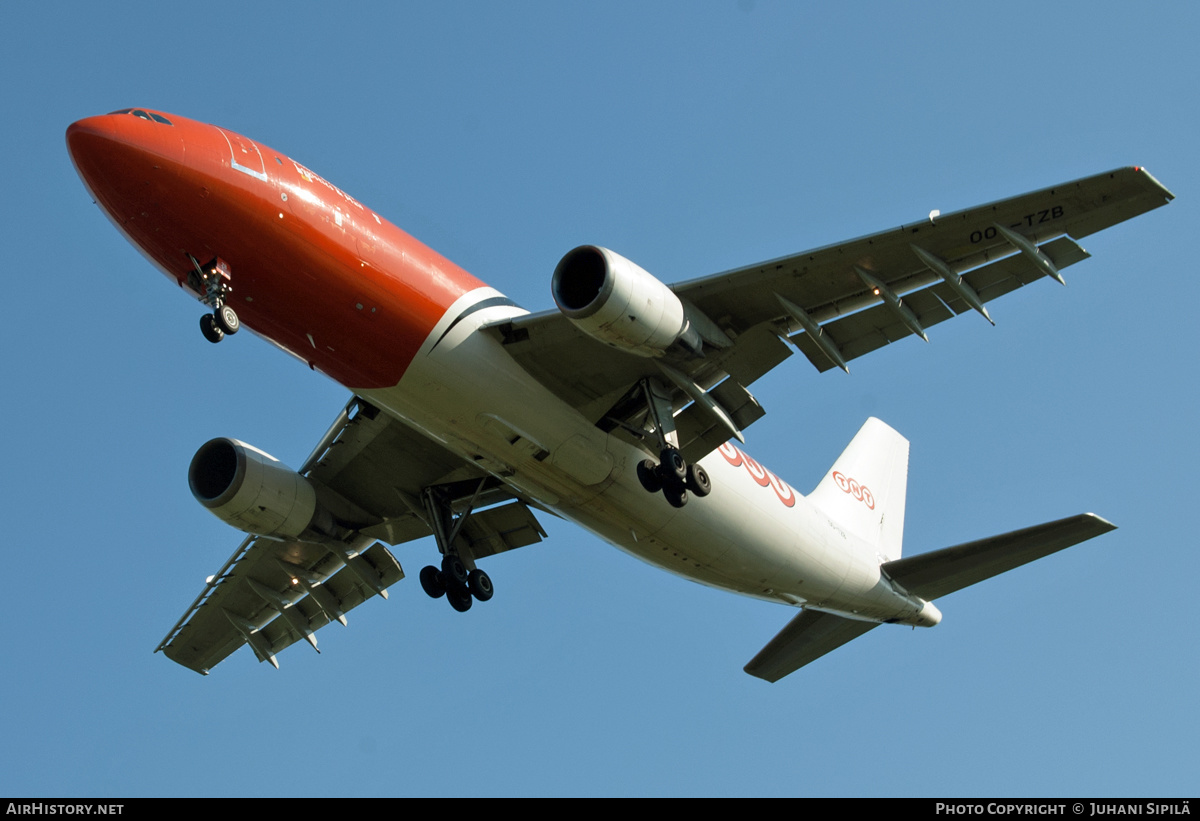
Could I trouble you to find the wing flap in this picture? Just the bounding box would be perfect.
[744,609,879,682]
[882,513,1116,602]
[456,500,548,561]
[160,537,404,675]
[789,235,1094,372]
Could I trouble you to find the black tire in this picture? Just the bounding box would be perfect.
[419,565,446,599]
[468,568,494,602]
[215,304,240,335]
[447,585,473,612]
[636,459,662,493]
[200,313,224,344]
[659,447,687,481]
[441,554,469,586]
[664,486,688,508]
[686,463,712,497]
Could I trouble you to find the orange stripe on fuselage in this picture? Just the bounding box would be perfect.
[67,111,485,388]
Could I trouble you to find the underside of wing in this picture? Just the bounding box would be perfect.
[485,168,1172,464]
[157,396,547,674]
[160,534,404,674]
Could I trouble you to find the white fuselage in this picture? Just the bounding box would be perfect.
[360,288,931,626]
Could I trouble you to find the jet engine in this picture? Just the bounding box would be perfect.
[188,438,334,540]
[552,246,699,357]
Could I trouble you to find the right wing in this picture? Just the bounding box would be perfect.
[156,397,546,674]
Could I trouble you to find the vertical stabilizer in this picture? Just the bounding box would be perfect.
[808,417,909,560]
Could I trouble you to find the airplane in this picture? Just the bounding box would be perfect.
[66,108,1173,680]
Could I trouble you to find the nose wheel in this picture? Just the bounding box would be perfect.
[190,254,240,343]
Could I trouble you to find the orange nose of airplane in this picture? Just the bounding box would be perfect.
[66,114,131,199]
[67,110,187,213]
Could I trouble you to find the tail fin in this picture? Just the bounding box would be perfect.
[808,417,909,560]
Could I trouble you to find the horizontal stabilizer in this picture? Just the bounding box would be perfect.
[745,513,1115,682]
[744,609,879,683]
[881,513,1116,602]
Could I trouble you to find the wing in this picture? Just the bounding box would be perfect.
[486,167,1173,463]
[156,396,546,674]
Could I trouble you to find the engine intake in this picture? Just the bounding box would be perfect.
[552,246,692,357]
[189,438,321,540]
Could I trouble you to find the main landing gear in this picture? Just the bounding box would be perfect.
[637,448,711,509]
[632,378,713,509]
[416,480,494,613]
[190,254,240,344]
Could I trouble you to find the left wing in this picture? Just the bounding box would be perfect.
[157,397,546,674]
[486,167,1172,463]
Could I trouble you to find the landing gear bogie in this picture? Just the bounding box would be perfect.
[420,479,499,614]
[636,445,713,508]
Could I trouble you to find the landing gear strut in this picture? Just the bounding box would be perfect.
[190,254,239,344]
[416,479,495,613]
[631,378,713,508]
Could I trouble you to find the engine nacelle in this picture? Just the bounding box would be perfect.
[189,438,320,540]
[552,246,693,357]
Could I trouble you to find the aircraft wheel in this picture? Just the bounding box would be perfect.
[419,565,446,599]
[659,447,687,482]
[636,459,662,493]
[200,313,225,344]
[442,554,469,586]
[664,486,688,509]
[468,568,494,602]
[215,304,240,335]
[447,585,473,612]
[686,464,712,497]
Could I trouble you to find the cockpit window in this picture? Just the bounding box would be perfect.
[106,108,172,124]
[106,109,173,125]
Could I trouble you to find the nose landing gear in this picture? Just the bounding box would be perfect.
[189,254,240,344]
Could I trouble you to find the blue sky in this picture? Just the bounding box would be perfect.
[2,1,1195,797]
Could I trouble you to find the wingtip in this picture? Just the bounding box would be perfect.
[1081,512,1118,532]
